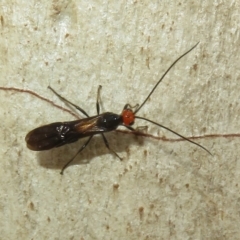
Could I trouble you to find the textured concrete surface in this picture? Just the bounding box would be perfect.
[0,1,239,239]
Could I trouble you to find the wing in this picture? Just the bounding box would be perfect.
[25,120,88,151]
[25,113,121,151]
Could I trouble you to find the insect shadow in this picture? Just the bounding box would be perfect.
[37,130,145,170]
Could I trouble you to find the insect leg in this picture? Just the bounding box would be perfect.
[124,125,135,131]
[96,85,102,115]
[48,86,89,117]
[124,103,139,111]
[135,126,148,131]
[123,125,148,132]
[96,86,122,160]
[60,135,93,174]
[101,133,123,160]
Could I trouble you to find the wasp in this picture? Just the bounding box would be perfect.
[25,43,211,174]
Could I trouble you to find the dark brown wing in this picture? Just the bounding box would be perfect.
[25,117,101,151]
[25,113,122,151]
[25,121,80,151]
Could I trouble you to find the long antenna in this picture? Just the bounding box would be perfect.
[134,42,199,114]
[135,116,212,155]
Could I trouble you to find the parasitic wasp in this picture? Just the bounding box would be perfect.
[25,43,212,174]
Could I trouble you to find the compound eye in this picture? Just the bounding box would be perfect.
[121,109,135,126]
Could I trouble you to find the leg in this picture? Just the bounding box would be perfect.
[135,126,148,132]
[48,86,89,117]
[124,125,148,132]
[60,136,93,175]
[124,125,135,131]
[123,125,148,141]
[123,103,139,111]
[96,85,102,115]
[96,86,122,160]
[101,133,123,160]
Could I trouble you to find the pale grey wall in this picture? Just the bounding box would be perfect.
[0,1,239,239]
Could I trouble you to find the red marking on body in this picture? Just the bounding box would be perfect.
[121,109,135,126]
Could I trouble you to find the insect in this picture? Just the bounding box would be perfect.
[25,43,212,174]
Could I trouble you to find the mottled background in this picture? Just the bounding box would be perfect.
[0,1,239,239]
